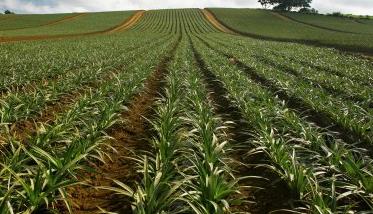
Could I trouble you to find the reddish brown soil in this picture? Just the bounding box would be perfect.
[0,70,120,144]
[191,40,296,213]
[202,9,235,34]
[5,89,87,143]
[0,11,144,43]
[107,11,145,33]
[63,39,180,214]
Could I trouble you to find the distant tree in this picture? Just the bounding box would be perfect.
[298,7,318,14]
[4,10,15,14]
[328,12,343,17]
[258,0,312,11]
[258,0,271,9]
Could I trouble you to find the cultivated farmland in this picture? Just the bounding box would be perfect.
[208,8,373,54]
[0,8,372,214]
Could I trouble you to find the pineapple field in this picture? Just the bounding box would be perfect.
[0,8,372,214]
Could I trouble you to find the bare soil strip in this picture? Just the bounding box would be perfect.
[196,36,373,155]
[203,9,373,59]
[0,11,145,43]
[190,39,295,213]
[107,11,145,33]
[202,9,236,34]
[64,38,180,214]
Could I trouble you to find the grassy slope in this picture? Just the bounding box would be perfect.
[0,11,135,36]
[208,8,373,53]
[0,13,71,30]
[360,19,373,25]
[283,12,373,34]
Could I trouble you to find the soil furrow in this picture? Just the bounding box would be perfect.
[65,37,181,214]
[190,38,295,213]
[195,36,373,156]
[3,84,96,144]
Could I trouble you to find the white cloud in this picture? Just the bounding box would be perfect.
[0,0,372,15]
[312,0,373,15]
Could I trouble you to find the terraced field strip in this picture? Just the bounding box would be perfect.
[202,9,236,34]
[43,13,87,27]
[207,8,373,58]
[0,11,145,43]
[277,12,364,35]
[0,13,87,32]
[107,11,145,33]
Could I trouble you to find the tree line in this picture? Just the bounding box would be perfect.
[2,9,15,14]
[258,0,317,13]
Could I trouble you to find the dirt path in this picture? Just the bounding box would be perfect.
[0,11,145,43]
[64,38,180,214]
[107,11,145,33]
[202,9,236,34]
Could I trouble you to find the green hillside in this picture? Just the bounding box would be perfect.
[208,8,373,53]
[0,11,135,36]
[0,13,71,30]
[283,12,373,34]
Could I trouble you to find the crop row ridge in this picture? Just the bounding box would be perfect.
[66,36,181,213]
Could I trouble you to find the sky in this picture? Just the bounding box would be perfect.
[1,0,373,15]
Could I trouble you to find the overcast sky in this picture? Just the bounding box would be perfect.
[1,0,373,15]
